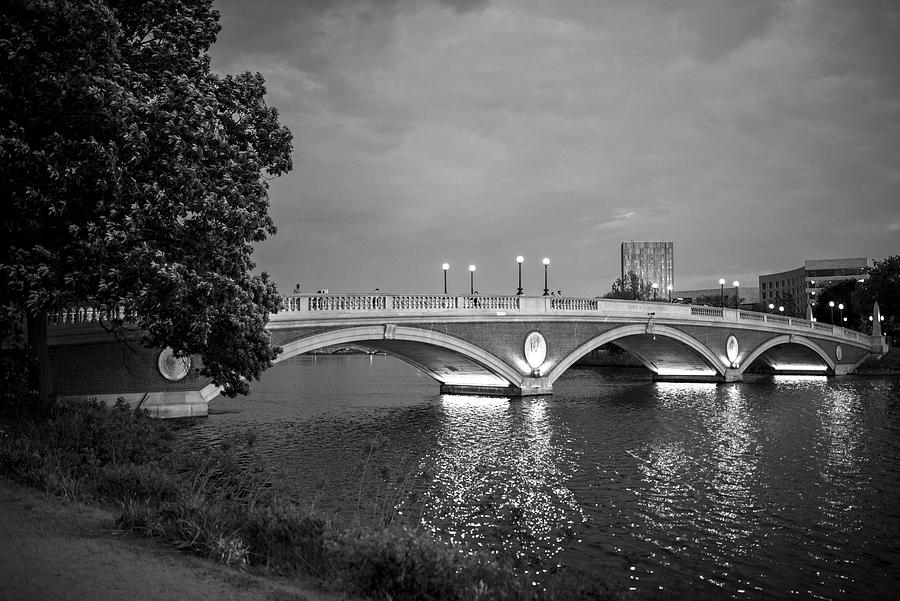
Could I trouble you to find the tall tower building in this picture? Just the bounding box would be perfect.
[621,241,675,292]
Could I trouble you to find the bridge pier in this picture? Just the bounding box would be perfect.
[440,376,552,397]
[650,368,742,383]
[723,368,743,383]
[833,363,856,376]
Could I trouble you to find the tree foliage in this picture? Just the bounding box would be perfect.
[812,256,899,334]
[812,280,862,328]
[1,0,293,396]
[604,271,653,301]
[866,256,900,325]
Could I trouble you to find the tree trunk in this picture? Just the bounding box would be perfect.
[26,311,51,414]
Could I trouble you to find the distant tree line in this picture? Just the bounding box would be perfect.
[600,256,899,337]
[810,255,899,336]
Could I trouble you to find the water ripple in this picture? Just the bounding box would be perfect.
[185,358,900,600]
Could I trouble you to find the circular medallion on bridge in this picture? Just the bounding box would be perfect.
[157,347,191,381]
[726,335,739,365]
[524,331,547,370]
[835,345,843,361]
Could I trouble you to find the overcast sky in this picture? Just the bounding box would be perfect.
[210,0,899,297]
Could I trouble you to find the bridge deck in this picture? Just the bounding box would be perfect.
[271,294,869,345]
[45,294,888,417]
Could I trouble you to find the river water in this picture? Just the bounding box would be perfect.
[185,355,900,600]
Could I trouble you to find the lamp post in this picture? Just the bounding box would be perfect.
[768,303,775,313]
[516,256,524,295]
[469,265,476,295]
[666,284,673,302]
[838,303,844,326]
[779,305,784,314]
[442,263,449,294]
[719,278,726,307]
[829,300,835,323]
[733,281,740,309]
[651,282,659,301]
[542,258,550,296]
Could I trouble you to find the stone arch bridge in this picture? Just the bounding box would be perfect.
[48,294,888,417]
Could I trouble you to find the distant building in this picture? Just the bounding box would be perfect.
[759,257,868,313]
[621,241,674,293]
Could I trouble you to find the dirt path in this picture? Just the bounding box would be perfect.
[0,478,351,601]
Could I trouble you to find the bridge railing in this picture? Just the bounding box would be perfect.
[277,294,878,343]
[48,305,136,325]
[459,296,521,310]
[691,306,724,318]
[48,295,873,347]
[394,295,458,310]
[552,297,598,311]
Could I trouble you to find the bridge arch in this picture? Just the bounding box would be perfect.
[737,334,835,375]
[546,324,727,384]
[275,325,525,388]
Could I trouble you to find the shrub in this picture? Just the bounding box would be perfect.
[1,399,623,601]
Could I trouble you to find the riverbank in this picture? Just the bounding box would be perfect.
[855,346,900,375]
[0,399,621,601]
[0,478,348,601]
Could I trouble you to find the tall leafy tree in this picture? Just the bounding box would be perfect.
[813,280,862,329]
[604,271,653,301]
[865,256,900,334]
[1,0,292,399]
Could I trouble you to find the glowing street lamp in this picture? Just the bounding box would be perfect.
[838,303,844,325]
[733,281,740,309]
[651,282,659,301]
[442,263,449,294]
[779,305,785,314]
[719,278,726,307]
[516,256,524,295]
[542,258,550,296]
[666,283,673,302]
[768,303,775,313]
[469,264,476,295]
[829,300,835,323]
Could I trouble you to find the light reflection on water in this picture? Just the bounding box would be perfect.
[191,356,900,600]
[418,395,586,563]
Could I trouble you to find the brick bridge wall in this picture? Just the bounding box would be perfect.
[270,318,870,377]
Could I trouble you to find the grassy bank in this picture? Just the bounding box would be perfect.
[856,345,900,374]
[0,398,621,601]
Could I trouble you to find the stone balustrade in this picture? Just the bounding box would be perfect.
[49,305,135,325]
[552,297,598,311]
[48,293,879,346]
[271,294,876,344]
[691,306,724,318]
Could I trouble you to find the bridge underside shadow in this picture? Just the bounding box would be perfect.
[608,335,720,380]
[275,326,529,396]
[740,338,835,375]
[550,324,729,383]
[363,340,514,393]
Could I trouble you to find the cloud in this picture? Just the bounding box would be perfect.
[436,0,490,14]
[210,0,900,295]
